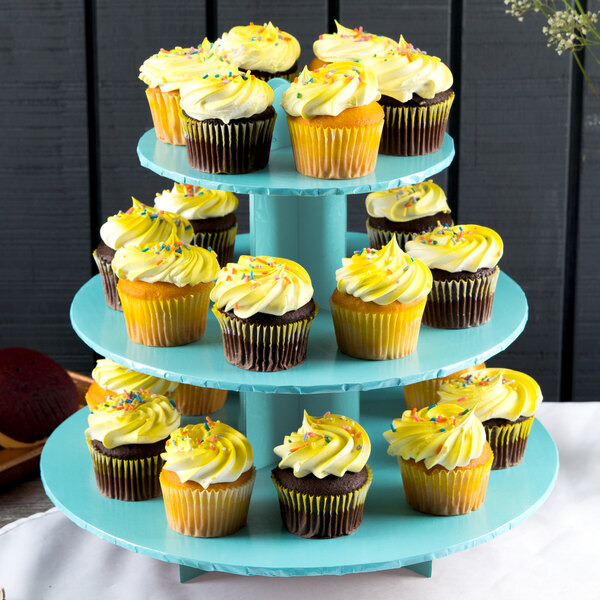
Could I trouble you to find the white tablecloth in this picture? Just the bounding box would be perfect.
[0,403,597,600]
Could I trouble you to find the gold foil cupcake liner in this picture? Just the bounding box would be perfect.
[160,468,256,537]
[365,221,417,251]
[271,466,373,538]
[145,87,186,145]
[286,118,383,179]
[193,223,238,266]
[398,455,492,516]
[92,250,122,311]
[175,384,227,416]
[330,298,427,360]
[485,416,534,470]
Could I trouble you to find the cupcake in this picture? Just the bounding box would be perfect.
[154,183,238,266]
[359,37,454,156]
[93,198,194,311]
[405,224,503,329]
[217,22,301,82]
[383,404,493,516]
[85,390,180,501]
[112,237,219,347]
[271,411,372,538]
[365,180,453,250]
[174,384,227,416]
[281,62,384,179]
[139,39,235,145]
[179,71,276,174]
[85,358,179,411]
[330,235,432,360]
[437,368,542,469]
[160,418,255,537]
[210,255,317,371]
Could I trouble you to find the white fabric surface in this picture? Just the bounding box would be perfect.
[0,402,597,600]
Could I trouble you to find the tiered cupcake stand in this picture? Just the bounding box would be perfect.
[41,80,558,582]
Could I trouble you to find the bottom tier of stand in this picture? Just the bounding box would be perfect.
[41,389,558,581]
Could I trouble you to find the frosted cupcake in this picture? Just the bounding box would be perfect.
[272,411,372,538]
[366,180,453,250]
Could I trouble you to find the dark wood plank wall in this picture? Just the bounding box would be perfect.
[1,1,597,400]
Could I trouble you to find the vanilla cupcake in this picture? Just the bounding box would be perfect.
[366,181,453,250]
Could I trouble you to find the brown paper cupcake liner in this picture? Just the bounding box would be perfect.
[145,87,186,145]
[365,221,417,252]
[271,466,373,538]
[485,416,534,470]
[424,267,500,329]
[211,305,318,371]
[92,250,122,311]
[175,384,227,416]
[380,93,454,156]
[193,223,237,266]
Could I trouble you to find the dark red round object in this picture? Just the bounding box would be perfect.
[0,348,79,444]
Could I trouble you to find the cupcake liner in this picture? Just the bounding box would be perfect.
[118,283,212,347]
[180,109,276,174]
[379,93,454,156]
[92,250,122,311]
[175,384,227,416]
[365,221,417,252]
[423,267,500,329]
[145,87,186,145]
[286,118,383,179]
[193,223,238,266]
[160,468,256,537]
[211,305,318,371]
[485,416,534,470]
[330,296,427,360]
[88,440,163,501]
[271,466,373,539]
[398,454,492,516]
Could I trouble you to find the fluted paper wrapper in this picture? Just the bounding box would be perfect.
[211,305,317,371]
[271,466,373,539]
[175,384,227,416]
[424,267,500,329]
[88,440,163,501]
[366,221,417,252]
[398,455,492,516]
[485,416,534,470]
[160,469,256,537]
[193,223,237,267]
[403,378,447,411]
[118,284,212,347]
[287,118,383,179]
[145,87,186,145]
[93,250,122,311]
[330,297,426,360]
[380,93,454,156]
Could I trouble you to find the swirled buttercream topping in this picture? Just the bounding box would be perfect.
[383,404,486,470]
[281,62,380,119]
[274,411,370,478]
[437,368,542,421]
[313,21,396,62]
[92,358,179,397]
[161,418,253,488]
[336,235,432,305]
[366,180,451,222]
[100,198,194,251]
[112,238,219,286]
[218,22,300,73]
[405,224,503,273]
[139,40,236,92]
[86,390,180,448]
[154,183,238,220]
[179,71,274,124]
[210,255,314,318]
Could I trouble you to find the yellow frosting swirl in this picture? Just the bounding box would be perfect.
[366,180,451,222]
[405,224,504,273]
[313,21,396,62]
[336,235,432,305]
[218,22,300,73]
[179,71,274,124]
[281,62,380,119]
[161,418,253,488]
[112,237,219,287]
[139,40,236,92]
[210,255,314,318]
[273,411,370,478]
[91,358,179,397]
[86,390,180,448]
[99,198,194,251]
[154,183,238,220]
[383,404,486,470]
[437,368,542,421]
